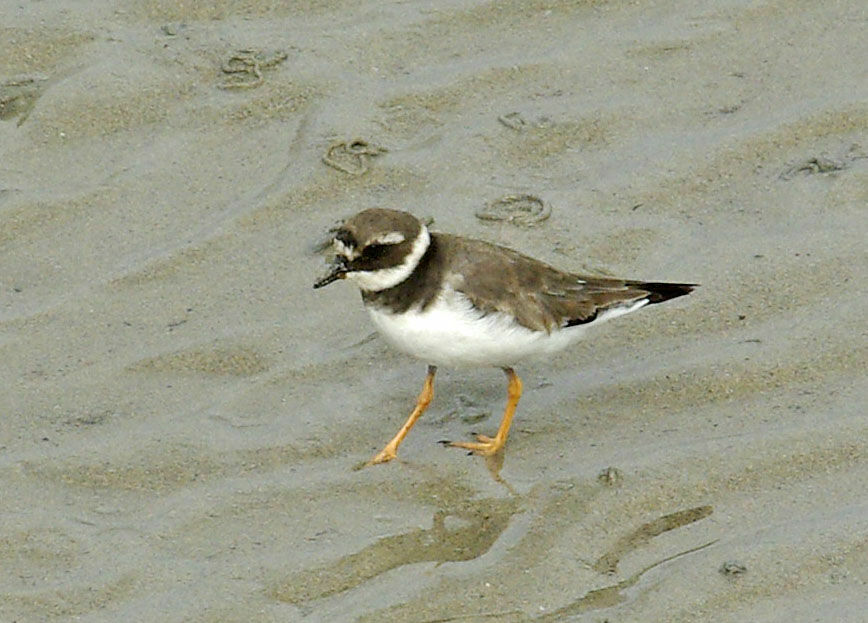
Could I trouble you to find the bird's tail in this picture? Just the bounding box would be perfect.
[635,281,697,304]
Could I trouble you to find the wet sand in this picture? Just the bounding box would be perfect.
[1,0,866,621]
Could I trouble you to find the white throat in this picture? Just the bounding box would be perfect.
[347,226,430,292]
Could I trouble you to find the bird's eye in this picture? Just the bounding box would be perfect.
[362,244,387,260]
[335,230,355,248]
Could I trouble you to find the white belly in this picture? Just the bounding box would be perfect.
[365,291,647,368]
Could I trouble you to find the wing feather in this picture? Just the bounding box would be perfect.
[437,234,693,332]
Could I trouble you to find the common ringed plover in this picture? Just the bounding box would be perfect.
[314,208,695,466]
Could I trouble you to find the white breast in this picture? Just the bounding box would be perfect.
[365,288,648,368]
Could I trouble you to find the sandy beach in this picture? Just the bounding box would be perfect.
[1,0,866,621]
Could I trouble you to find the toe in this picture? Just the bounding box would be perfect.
[364,447,398,467]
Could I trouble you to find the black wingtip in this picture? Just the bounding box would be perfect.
[641,282,698,304]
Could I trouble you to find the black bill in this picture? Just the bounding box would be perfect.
[313,257,349,289]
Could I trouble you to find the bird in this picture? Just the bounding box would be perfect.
[313,208,695,466]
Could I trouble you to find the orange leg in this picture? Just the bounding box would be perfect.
[365,365,437,466]
[448,367,522,456]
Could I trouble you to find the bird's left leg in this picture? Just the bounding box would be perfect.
[364,365,437,467]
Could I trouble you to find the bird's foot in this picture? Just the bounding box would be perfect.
[354,444,399,470]
[442,434,505,456]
